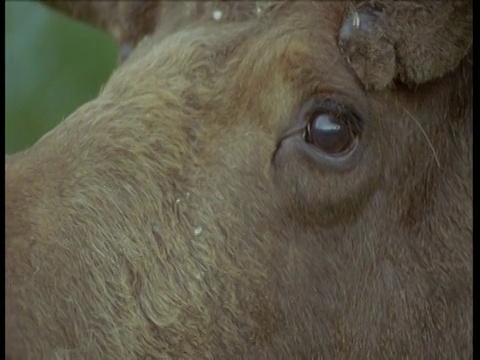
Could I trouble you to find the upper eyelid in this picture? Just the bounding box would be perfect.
[278,94,368,144]
[302,97,360,123]
[308,87,371,120]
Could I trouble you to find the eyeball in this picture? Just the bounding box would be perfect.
[304,110,360,156]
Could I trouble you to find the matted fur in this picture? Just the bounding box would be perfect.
[6,1,472,358]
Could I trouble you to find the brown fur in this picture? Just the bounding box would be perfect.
[339,0,472,89]
[6,1,472,359]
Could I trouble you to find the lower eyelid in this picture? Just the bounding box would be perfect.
[277,133,362,172]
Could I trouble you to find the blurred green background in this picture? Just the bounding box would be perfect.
[5,1,118,154]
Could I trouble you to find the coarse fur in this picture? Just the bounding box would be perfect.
[339,0,472,89]
[6,1,472,359]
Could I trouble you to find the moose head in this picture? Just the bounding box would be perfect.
[6,1,472,358]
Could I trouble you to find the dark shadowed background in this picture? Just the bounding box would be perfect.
[5,1,118,154]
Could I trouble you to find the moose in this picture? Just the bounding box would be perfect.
[6,1,472,358]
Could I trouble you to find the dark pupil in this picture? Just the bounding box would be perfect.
[306,113,353,154]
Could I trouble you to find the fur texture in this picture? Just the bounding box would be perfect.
[339,0,472,89]
[6,1,472,359]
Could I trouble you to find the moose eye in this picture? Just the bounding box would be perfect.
[304,111,359,155]
[275,97,364,172]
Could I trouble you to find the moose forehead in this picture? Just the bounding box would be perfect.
[100,1,361,133]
